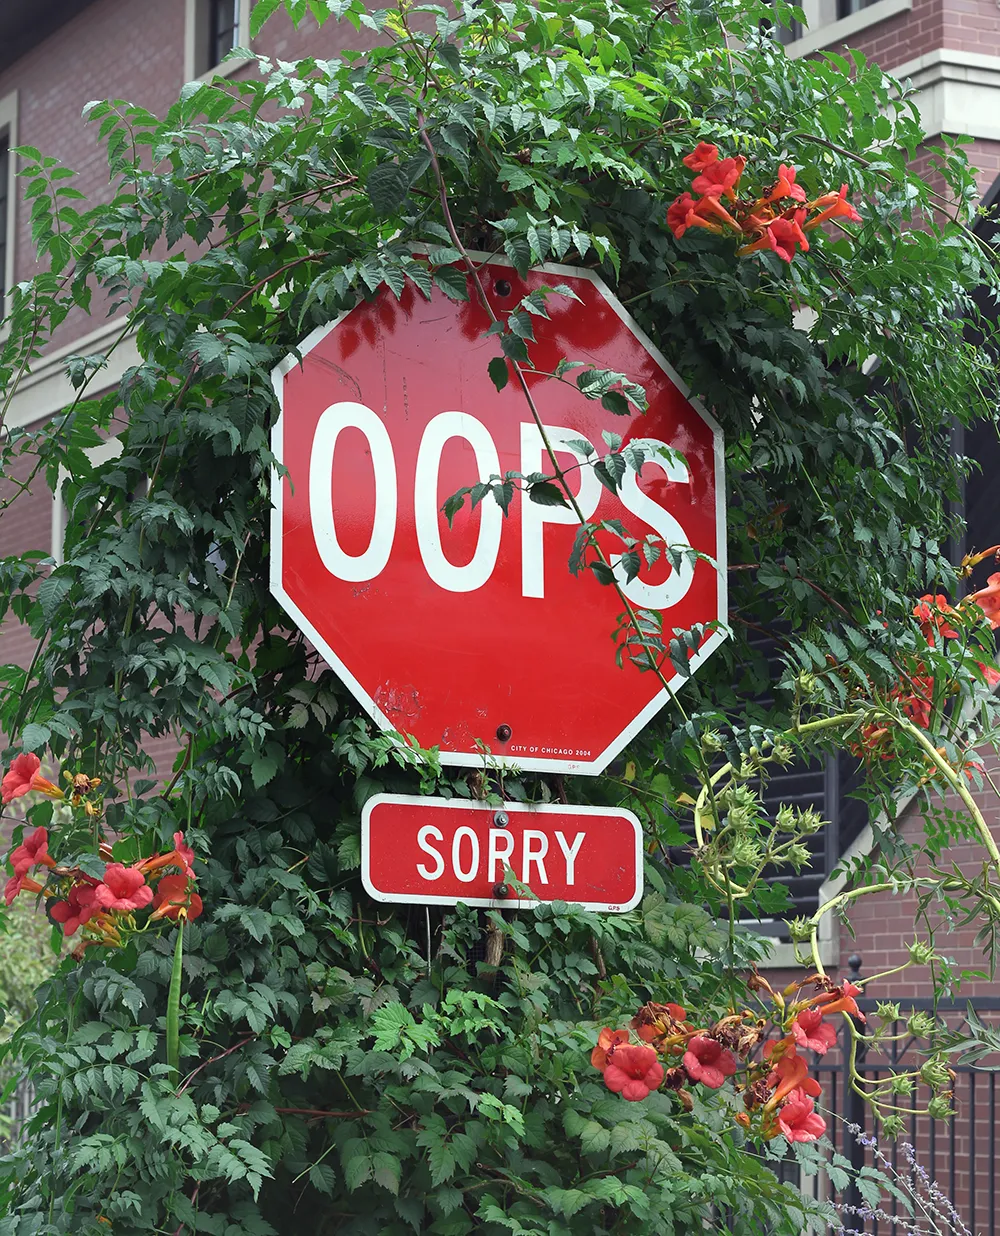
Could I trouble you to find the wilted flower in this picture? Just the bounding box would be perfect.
[632,1001,687,1045]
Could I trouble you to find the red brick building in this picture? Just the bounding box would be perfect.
[1,0,1000,1222]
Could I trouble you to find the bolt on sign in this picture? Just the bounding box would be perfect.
[362,795,643,913]
[270,257,726,774]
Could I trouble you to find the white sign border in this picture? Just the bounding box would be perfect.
[270,254,728,776]
[360,793,644,913]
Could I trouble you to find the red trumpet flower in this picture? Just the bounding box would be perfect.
[682,1035,737,1089]
[602,1044,665,1102]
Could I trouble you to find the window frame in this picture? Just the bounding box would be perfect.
[0,90,18,324]
[782,0,912,58]
[183,0,254,83]
[51,437,124,568]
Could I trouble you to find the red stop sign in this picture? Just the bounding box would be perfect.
[270,258,726,774]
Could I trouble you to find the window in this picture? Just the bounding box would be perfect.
[185,0,253,81]
[779,0,912,57]
[52,438,149,567]
[0,91,17,316]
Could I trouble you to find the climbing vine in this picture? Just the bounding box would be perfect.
[0,0,997,1232]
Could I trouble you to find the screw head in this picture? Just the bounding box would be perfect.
[493,882,510,900]
[496,724,512,742]
[493,810,510,828]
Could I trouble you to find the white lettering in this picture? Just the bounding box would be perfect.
[614,441,694,609]
[487,828,515,883]
[522,830,549,885]
[452,826,480,883]
[309,401,397,582]
[520,424,601,598]
[414,412,502,593]
[555,831,586,885]
[415,826,445,880]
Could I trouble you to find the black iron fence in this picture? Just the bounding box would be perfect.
[807,959,1000,1235]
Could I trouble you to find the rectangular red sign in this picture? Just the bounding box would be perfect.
[361,794,642,913]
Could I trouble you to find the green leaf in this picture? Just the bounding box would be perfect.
[249,0,282,36]
[19,723,51,752]
[527,481,569,508]
[366,162,411,216]
[488,356,509,391]
[432,265,470,301]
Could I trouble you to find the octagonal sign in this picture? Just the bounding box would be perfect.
[271,258,726,774]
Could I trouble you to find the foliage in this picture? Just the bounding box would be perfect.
[0,0,996,1230]
[0,900,55,1047]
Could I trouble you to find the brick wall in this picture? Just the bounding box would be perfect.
[0,0,377,354]
[838,0,943,68]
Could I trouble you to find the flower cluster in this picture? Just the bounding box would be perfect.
[849,579,1000,762]
[591,974,866,1143]
[667,142,861,263]
[2,753,201,955]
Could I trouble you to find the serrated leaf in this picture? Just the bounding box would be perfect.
[528,481,569,508]
[366,162,411,216]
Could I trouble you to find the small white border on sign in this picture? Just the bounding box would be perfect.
[360,794,644,913]
[270,255,728,776]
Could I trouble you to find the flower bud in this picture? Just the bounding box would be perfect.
[786,843,811,870]
[731,839,762,868]
[919,1056,952,1089]
[797,672,819,697]
[879,1113,906,1138]
[889,1073,913,1095]
[908,1011,936,1038]
[786,917,813,943]
[908,939,935,965]
[928,1096,954,1121]
[700,729,724,754]
[775,804,796,832]
[796,809,824,835]
[727,806,752,830]
[876,1002,901,1023]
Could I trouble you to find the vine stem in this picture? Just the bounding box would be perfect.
[692,711,862,848]
[177,1035,255,1096]
[415,109,696,729]
[895,715,1000,879]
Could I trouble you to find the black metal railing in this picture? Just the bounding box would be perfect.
[809,958,1000,1234]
